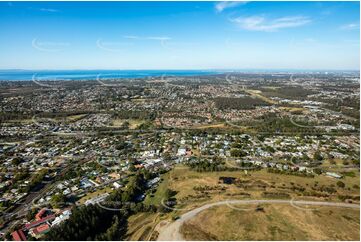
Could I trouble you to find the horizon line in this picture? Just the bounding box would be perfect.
[0,68,359,72]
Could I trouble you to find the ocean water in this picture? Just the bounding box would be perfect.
[0,70,223,81]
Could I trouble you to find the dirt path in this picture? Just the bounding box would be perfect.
[156,199,360,241]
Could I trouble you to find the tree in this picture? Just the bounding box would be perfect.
[336,181,345,188]
[162,152,172,162]
[95,216,126,240]
[50,193,66,208]
[164,189,177,199]
[230,148,246,157]
[45,205,128,241]
[11,157,24,166]
[160,189,177,213]
[313,151,323,161]
[26,207,39,221]
[128,163,136,172]
[27,169,48,191]
[121,121,130,129]
[313,168,322,175]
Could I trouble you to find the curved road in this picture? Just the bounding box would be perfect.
[157,199,360,241]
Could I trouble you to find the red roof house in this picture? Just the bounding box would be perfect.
[11,230,27,241]
[32,223,50,236]
[25,214,56,230]
[35,208,47,221]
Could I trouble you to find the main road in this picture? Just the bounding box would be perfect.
[157,199,360,241]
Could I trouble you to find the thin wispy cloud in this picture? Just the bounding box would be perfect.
[147,37,171,49]
[121,35,171,48]
[215,1,248,13]
[123,35,140,39]
[146,36,171,41]
[123,36,171,41]
[231,15,311,32]
[340,23,359,30]
[39,8,59,13]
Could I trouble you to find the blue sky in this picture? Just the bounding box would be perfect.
[0,1,359,70]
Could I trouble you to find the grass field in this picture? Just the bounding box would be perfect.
[126,212,159,241]
[51,114,88,123]
[78,186,113,204]
[193,123,226,129]
[131,98,148,102]
[262,86,281,90]
[111,119,145,129]
[144,173,170,206]
[180,204,360,241]
[64,114,88,122]
[279,106,305,112]
[3,119,33,124]
[245,89,278,104]
[152,164,359,215]
[191,122,250,132]
[321,158,351,168]
[4,114,88,125]
[142,164,359,240]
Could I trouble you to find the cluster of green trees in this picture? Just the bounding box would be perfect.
[0,112,32,123]
[336,181,345,188]
[214,97,269,110]
[313,151,323,161]
[318,95,360,120]
[158,189,178,213]
[267,168,314,178]
[193,185,225,192]
[311,184,336,194]
[45,171,156,240]
[138,121,154,130]
[107,172,146,204]
[186,157,243,172]
[11,157,25,166]
[0,111,91,124]
[187,157,227,172]
[26,207,40,221]
[230,149,248,157]
[338,194,360,202]
[50,194,66,209]
[112,110,156,120]
[18,169,48,193]
[262,191,290,199]
[236,161,261,168]
[260,86,316,100]
[44,204,128,241]
[248,114,321,134]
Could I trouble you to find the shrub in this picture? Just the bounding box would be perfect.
[336,181,345,188]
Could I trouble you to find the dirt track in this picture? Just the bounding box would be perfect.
[156,199,360,241]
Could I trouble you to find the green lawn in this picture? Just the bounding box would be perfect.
[78,186,113,204]
[144,173,170,206]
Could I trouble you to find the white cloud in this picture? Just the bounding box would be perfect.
[146,36,171,41]
[215,1,248,13]
[123,35,140,39]
[123,36,171,41]
[39,8,59,13]
[231,16,311,32]
[146,37,171,48]
[121,36,171,48]
[340,23,359,30]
